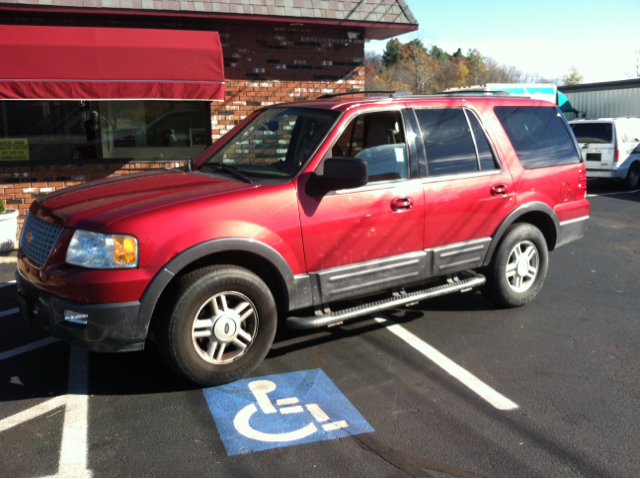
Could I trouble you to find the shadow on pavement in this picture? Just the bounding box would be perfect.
[587,179,640,202]
[87,343,199,396]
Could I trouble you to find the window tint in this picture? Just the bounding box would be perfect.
[415,109,478,176]
[495,106,581,169]
[570,123,613,144]
[332,111,408,183]
[466,111,498,171]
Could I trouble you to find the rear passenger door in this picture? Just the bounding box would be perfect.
[412,107,515,271]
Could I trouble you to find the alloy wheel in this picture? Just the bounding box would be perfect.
[191,291,258,364]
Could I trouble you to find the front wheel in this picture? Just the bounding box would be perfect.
[624,163,640,190]
[156,265,277,386]
[481,223,548,308]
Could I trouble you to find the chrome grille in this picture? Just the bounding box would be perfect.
[20,213,63,267]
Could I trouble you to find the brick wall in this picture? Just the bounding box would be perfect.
[0,22,365,239]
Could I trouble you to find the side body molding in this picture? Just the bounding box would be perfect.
[483,201,560,266]
[136,238,313,332]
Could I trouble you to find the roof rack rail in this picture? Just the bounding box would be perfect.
[437,90,512,97]
[316,90,413,99]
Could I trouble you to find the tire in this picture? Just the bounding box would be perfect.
[481,223,548,308]
[624,163,640,190]
[156,265,277,386]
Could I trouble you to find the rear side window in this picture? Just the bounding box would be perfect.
[570,123,613,144]
[415,109,498,176]
[495,106,580,169]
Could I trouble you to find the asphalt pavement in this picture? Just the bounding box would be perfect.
[1,179,639,477]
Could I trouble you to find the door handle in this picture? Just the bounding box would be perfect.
[490,184,508,196]
[391,197,413,212]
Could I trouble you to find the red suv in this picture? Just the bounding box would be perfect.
[16,91,589,385]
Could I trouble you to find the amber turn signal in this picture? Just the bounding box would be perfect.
[113,235,138,265]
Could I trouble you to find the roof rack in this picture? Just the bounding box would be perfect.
[315,89,530,101]
[316,90,413,99]
[438,90,512,97]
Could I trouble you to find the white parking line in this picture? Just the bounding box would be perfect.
[0,346,92,477]
[0,280,17,288]
[0,395,67,433]
[374,317,519,411]
[0,307,20,319]
[0,337,59,361]
[56,347,91,478]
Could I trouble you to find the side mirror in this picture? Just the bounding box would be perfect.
[320,157,368,192]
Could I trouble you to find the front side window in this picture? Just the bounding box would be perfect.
[331,111,409,183]
[416,108,498,177]
[201,107,339,179]
[495,106,581,169]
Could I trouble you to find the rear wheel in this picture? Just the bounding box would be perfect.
[624,163,640,190]
[156,265,277,386]
[481,223,548,308]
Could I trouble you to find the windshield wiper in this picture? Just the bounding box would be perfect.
[202,163,253,184]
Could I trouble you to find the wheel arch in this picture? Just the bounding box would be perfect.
[136,238,313,338]
[483,202,559,266]
[626,159,640,177]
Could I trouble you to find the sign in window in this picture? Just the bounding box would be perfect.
[0,138,29,162]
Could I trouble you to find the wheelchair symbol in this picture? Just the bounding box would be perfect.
[233,379,349,443]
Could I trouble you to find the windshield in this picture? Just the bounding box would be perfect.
[570,123,613,144]
[199,107,340,179]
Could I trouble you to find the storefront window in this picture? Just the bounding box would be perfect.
[0,100,210,163]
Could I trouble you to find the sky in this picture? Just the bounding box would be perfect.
[366,0,640,84]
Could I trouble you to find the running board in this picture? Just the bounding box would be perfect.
[286,274,486,330]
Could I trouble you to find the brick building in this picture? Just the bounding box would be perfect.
[0,0,418,236]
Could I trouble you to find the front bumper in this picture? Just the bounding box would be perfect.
[16,271,145,352]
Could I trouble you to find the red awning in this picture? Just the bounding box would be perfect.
[0,25,225,101]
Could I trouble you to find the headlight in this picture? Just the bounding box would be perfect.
[66,230,138,269]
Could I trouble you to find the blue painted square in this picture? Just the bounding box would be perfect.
[203,368,374,455]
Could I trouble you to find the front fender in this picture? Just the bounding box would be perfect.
[135,237,313,336]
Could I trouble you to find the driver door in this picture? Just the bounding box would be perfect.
[297,109,425,303]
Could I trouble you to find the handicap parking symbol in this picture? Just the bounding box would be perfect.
[203,369,374,455]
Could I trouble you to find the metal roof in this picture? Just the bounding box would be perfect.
[559,79,640,93]
[0,0,418,39]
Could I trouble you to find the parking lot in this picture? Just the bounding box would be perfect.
[1,179,639,477]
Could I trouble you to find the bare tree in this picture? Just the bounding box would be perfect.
[627,50,640,79]
[483,58,524,83]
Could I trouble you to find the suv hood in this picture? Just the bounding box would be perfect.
[33,169,254,231]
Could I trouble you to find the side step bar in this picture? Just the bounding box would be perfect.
[286,274,486,330]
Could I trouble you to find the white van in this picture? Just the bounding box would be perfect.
[569,118,640,189]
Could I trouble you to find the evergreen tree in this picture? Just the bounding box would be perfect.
[381,39,402,66]
[429,45,451,63]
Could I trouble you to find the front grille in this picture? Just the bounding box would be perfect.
[20,213,63,267]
